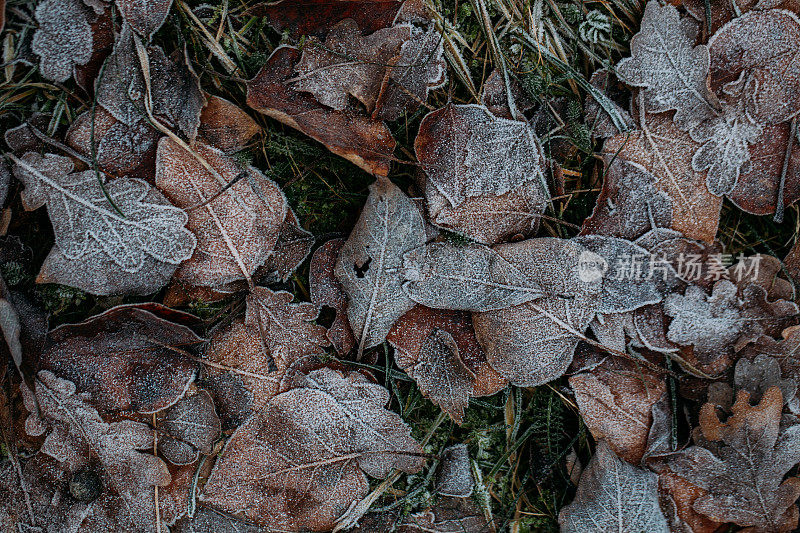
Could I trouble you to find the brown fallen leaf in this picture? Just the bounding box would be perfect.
[198,95,261,154]
[27,371,173,532]
[173,507,267,532]
[247,46,397,177]
[201,367,424,531]
[310,238,357,355]
[663,387,800,532]
[334,179,426,352]
[260,205,314,283]
[414,104,548,244]
[472,238,601,386]
[155,137,287,289]
[400,496,494,532]
[569,355,667,464]
[11,151,196,295]
[66,107,160,180]
[600,112,720,243]
[32,0,93,82]
[245,286,330,365]
[116,0,173,39]
[250,0,404,39]
[38,304,202,414]
[558,441,670,532]
[157,388,221,466]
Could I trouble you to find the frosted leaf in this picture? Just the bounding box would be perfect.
[66,108,160,179]
[157,389,221,465]
[436,444,474,498]
[201,367,424,531]
[416,104,547,207]
[615,1,719,131]
[261,206,314,283]
[31,371,172,532]
[387,305,507,405]
[401,241,543,312]
[573,235,667,314]
[569,358,666,464]
[601,112,721,243]
[95,25,146,126]
[691,101,762,196]
[375,24,447,121]
[310,238,356,355]
[32,0,93,82]
[198,95,262,154]
[665,388,800,531]
[12,152,196,294]
[116,0,174,38]
[173,507,266,532]
[664,281,748,359]
[472,238,601,387]
[247,46,397,177]
[558,441,669,533]
[252,0,403,39]
[244,286,330,366]
[735,354,797,406]
[393,324,474,424]
[292,19,408,112]
[39,304,201,414]
[400,497,495,532]
[708,10,800,125]
[334,179,426,351]
[155,138,287,289]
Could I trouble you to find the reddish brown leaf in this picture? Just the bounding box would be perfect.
[309,238,356,355]
[201,367,424,531]
[260,206,314,283]
[157,388,221,465]
[247,46,396,177]
[39,304,201,413]
[198,95,261,154]
[155,138,287,289]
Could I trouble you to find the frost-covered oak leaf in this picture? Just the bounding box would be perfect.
[201,367,424,531]
[12,152,196,295]
[32,0,93,82]
[559,441,670,532]
[616,1,719,131]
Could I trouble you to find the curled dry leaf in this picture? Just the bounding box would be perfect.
[558,440,669,532]
[32,0,93,82]
[116,0,174,38]
[39,304,201,414]
[201,367,424,531]
[414,104,548,244]
[664,387,800,532]
[30,371,173,532]
[245,286,330,365]
[388,306,507,423]
[569,356,667,464]
[12,152,196,295]
[157,389,221,465]
[247,46,396,177]
[155,138,287,289]
[310,238,357,355]
[472,238,601,387]
[401,241,543,312]
[198,95,261,153]
[334,179,426,352]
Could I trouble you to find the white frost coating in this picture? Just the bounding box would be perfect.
[616,1,718,131]
[12,152,196,272]
[559,441,669,532]
[32,0,93,82]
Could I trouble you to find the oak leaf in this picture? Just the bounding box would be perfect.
[201,367,424,531]
[32,0,93,82]
[12,152,196,295]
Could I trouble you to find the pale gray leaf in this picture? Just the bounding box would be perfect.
[558,441,669,533]
[402,242,543,312]
[334,179,426,351]
[32,0,93,82]
[436,444,474,498]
